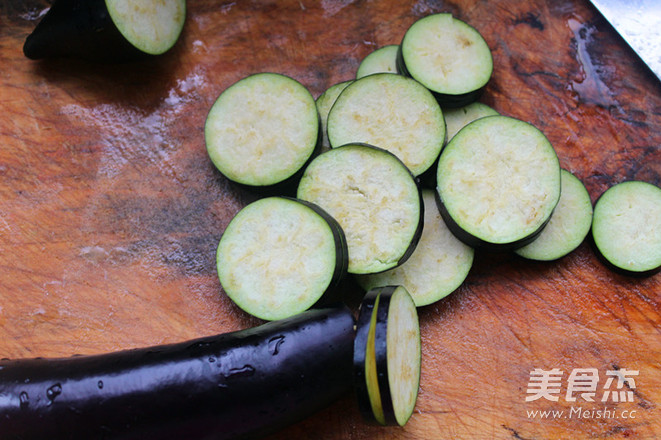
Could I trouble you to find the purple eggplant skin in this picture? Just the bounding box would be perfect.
[352,289,379,424]
[371,286,399,426]
[0,306,355,440]
[23,0,146,62]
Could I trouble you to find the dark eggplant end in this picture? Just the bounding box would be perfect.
[22,0,184,63]
[0,306,356,440]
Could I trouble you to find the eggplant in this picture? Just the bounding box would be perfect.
[216,196,349,321]
[297,143,424,275]
[397,13,492,108]
[356,189,474,307]
[515,169,594,261]
[205,73,321,195]
[316,80,353,152]
[23,0,186,62]
[442,102,499,142]
[0,306,355,440]
[326,73,446,178]
[591,180,661,276]
[435,115,561,251]
[353,286,421,427]
[355,45,399,79]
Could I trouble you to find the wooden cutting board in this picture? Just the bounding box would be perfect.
[1,0,660,438]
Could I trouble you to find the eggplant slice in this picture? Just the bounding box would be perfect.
[516,169,593,261]
[443,102,499,142]
[205,72,320,191]
[297,143,423,275]
[356,189,474,306]
[591,180,661,276]
[398,13,493,108]
[356,45,400,79]
[316,80,353,152]
[327,73,445,177]
[436,115,561,251]
[216,197,348,321]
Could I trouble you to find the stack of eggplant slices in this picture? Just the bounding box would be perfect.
[205,11,661,430]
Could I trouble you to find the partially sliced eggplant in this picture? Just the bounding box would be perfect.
[297,143,423,275]
[327,73,446,177]
[0,306,355,440]
[591,180,661,276]
[23,0,186,62]
[216,197,348,321]
[356,189,474,306]
[516,170,593,261]
[356,45,400,79]
[398,13,493,108]
[205,73,320,192]
[316,80,353,152]
[436,115,561,250]
[354,286,421,426]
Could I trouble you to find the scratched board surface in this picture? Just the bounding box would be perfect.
[1,0,660,439]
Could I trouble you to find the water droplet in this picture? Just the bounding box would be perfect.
[19,391,29,409]
[97,380,104,389]
[268,335,285,356]
[47,383,62,401]
[225,365,255,381]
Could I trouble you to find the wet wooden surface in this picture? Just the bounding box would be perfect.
[1,0,660,439]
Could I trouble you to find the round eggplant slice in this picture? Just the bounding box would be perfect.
[327,73,445,177]
[297,143,423,275]
[398,13,493,108]
[591,181,661,276]
[443,102,499,142]
[356,45,400,78]
[361,286,421,426]
[316,80,353,152]
[205,73,320,191]
[23,0,186,61]
[216,197,348,321]
[356,189,474,306]
[516,170,593,261]
[436,115,561,250]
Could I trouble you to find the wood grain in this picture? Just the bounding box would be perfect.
[0,1,660,439]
